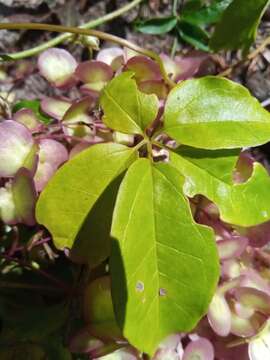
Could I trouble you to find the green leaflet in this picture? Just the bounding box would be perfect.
[210,0,270,52]
[170,147,270,226]
[69,174,123,268]
[135,16,178,35]
[164,77,270,149]
[36,143,137,255]
[175,146,240,184]
[177,21,210,51]
[100,72,159,133]
[110,159,219,355]
[182,0,233,26]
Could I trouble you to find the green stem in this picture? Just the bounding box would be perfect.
[0,22,176,88]
[146,141,153,161]
[170,36,178,58]
[134,139,148,152]
[2,0,143,61]
[173,0,179,16]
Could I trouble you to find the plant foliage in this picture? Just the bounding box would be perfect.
[36,69,270,354]
[2,4,270,357]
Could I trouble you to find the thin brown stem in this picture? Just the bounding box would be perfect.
[0,0,143,60]
[0,22,176,89]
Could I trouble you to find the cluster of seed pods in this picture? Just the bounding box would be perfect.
[0,46,269,359]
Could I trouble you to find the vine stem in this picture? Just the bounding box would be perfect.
[0,22,176,89]
[173,0,179,16]
[1,0,143,61]
[218,34,270,77]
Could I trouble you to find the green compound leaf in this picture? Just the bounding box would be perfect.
[135,16,178,35]
[164,77,270,149]
[210,0,270,52]
[36,143,137,255]
[100,72,159,134]
[110,159,219,355]
[170,147,270,226]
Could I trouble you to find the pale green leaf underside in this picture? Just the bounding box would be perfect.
[110,159,219,355]
[210,0,270,52]
[170,148,270,226]
[164,77,270,149]
[100,72,159,134]
[36,143,137,251]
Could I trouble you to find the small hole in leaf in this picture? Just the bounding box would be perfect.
[136,281,144,292]
[159,288,166,296]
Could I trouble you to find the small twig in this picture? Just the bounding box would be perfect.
[218,34,270,77]
[0,22,176,89]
